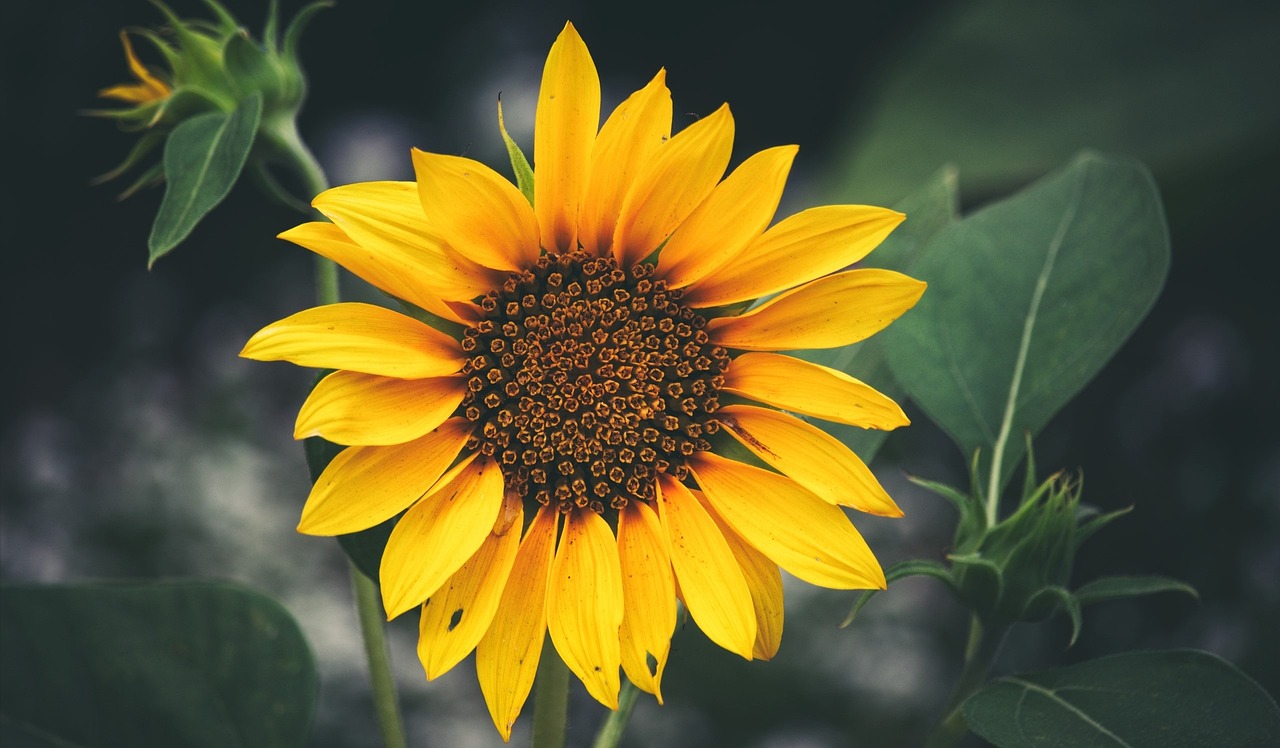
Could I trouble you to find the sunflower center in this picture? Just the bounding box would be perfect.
[459,251,729,515]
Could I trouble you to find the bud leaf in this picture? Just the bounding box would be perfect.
[148,93,262,265]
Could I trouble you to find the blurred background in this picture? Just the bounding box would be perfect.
[2,0,1277,746]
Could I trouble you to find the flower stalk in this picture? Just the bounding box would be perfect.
[351,562,408,748]
[592,681,641,748]
[271,96,403,748]
[923,617,1007,748]
[532,642,571,748]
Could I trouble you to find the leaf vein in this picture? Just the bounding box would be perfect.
[985,161,1088,518]
[1006,677,1135,747]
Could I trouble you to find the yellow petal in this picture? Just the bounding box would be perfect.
[701,496,784,660]
[311,181,504,301]
[689,451,885,590]
[684,206,905,307]
[722,352,910,429]
[706,269,926,351]
[612,104,735,268]
[534,22,600,253]
[616,501,676,701]
[714,405,901,517]
[477,506,559,742]
[240,302,465,378]
[656,145,797,289]
[418,505,523,680]
[412,150,540,271]
[656,474,755,659]
[380,455,505,619]
[547,509,622,708]
[278,222,470,324]
[579,70,673,257]
[295,371,467,446]
[98,83,160,104]
[102,31,169,103]
[298,418,473,535]
[121,32,166,90]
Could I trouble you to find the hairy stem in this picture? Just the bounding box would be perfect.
[924,617,1007,748]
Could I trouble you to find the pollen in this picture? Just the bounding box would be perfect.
[459,252,729,515]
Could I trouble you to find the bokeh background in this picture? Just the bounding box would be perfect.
[3,0,1277,746]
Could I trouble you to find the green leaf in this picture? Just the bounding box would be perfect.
[148,94,263,266]
[827,0,1280,204]
[963,650,1280,748]
[498,96,535,205]
[794,166,959,463]
[0,581,317,748]
[884,152,1170,494]
[1074,575,1198,607]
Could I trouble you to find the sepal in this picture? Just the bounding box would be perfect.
[498,97,536,205]
[840,559,956,628]
[1074,575,1198,607]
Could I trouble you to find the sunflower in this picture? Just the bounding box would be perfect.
[241,22,925,740]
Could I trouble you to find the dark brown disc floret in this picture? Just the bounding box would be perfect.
[458,252,729,516]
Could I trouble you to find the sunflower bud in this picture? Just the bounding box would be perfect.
[949,471,1081,626]
[90,0,328,197]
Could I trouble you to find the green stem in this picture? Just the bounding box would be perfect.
[591,680,641,748]
[532,640,571,748]
[351,562,408,748]
[270,117,405,747]
[923,617,1007,748]
[263,116,339,304]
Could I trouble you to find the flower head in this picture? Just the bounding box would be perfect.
[242,22,925,740]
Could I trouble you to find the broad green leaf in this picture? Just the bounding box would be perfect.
[0,581,317,748]
[148,94,263,266]
[1075,575,1198,607]
[963,650,1280,748]
[794,166,958,463]
[828,0,1280,204]
[883,152,1169,496]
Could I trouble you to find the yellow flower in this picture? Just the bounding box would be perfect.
[242,22,924,740]
[99,31,172,106]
